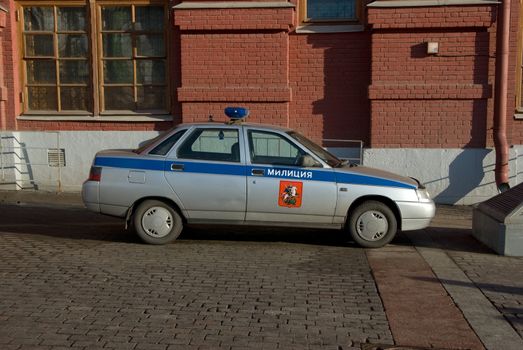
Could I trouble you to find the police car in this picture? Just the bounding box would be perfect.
[82,107,435,248]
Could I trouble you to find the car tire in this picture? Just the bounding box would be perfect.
[348,200,397,248]
[133,200,183,245]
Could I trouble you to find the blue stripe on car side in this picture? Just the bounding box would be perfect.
[177,161,246,176]
[94,156,416,189]
[95,157,165,171]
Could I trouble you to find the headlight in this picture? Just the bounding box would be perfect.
[416,188,431,201]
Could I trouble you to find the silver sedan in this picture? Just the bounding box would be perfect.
[82,110,435,248]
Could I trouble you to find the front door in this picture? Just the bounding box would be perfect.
[244,129,337,224]
[164,127,247,222]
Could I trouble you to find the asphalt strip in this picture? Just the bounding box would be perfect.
[405,230,523,350]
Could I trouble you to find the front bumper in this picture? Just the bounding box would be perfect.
[397,200,436,231]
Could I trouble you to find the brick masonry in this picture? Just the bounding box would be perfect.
[368,4,500,148]
[0,0,522,147]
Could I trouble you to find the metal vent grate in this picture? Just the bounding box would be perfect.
[47,148,66,167]
[477,182,523,224]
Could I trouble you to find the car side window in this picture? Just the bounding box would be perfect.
[149,130,187,156]
[178,128,240,162]
[248,130,305,166]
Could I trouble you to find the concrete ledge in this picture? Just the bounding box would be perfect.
[368,0,499,8]
[17,115,173,122]
[174,1,295,10]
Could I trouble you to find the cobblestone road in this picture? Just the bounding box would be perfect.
[0,205,393,350]
[428,206,523,340]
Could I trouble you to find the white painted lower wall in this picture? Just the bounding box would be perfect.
[1,130,521,205]
[363,146,523,205]
[0,130,160,192]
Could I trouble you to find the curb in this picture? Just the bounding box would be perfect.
[0,190,83,208]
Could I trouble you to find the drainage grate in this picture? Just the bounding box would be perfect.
[47,148,66,167]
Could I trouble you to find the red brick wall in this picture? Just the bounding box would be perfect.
[1,0,20,130]
[367,5,496,29]
[506,0,523,145]
[368,5,498,148]
[0,0,521,148]
[289,33,371,145]
[0,8,7,129]
[174,4,294,126]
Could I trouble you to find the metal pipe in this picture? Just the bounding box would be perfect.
[493,0,511,191]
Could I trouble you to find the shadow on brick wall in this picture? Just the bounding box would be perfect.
[308,33,372,144]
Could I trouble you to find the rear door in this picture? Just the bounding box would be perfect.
[244,128,337,224]
[164,126,247,222]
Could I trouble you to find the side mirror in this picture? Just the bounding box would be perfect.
[300,155,321,167]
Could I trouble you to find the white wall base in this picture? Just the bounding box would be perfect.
[0,130,160,192]
[363,147,523,205]
[2,131,522,205]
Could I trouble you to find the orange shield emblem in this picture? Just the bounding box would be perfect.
[278,181,303,208]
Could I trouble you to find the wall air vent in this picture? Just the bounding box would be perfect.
[47,148,66,167]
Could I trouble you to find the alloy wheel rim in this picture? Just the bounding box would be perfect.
[356,210,388,241]
[141,206,173,238]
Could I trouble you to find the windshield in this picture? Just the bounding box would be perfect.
[287,131,342,167]
[133,129,173,154]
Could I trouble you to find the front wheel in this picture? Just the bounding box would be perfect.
[348,201,397,248]
[133,200,183,244]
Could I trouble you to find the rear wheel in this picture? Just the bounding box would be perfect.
[133,200,183,244]
[348,200,397,248]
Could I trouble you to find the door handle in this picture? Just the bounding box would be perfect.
[251,169,264,176]
[171,163,184,171]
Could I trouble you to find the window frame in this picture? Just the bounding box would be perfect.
[177,128,241,163]
[247,129,309,167]
[299,0,363,24]
[148,129,186,156]
[17,0,170,117]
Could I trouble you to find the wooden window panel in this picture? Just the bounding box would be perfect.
[98,1,168,114]
[20,2,91,114]
[19,0,169,117]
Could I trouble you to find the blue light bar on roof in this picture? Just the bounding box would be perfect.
[224,107,249,120]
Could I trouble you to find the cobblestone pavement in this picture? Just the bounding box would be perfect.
[426,206,523,340]
[0,204,393,350]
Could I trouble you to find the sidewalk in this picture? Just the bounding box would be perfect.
[0,189,83,207]
[0,190,522,350]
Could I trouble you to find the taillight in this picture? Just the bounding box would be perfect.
[88,166,102,182]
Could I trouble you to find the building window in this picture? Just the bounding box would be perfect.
[23,6,90,112]
[20,1,168,116]
[302,0,358,22]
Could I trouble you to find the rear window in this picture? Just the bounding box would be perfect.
[133,130,171,154]
[149,130,187,156]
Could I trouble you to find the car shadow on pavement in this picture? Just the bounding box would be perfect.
[182,225,358,248]
[396,227,495,255]
[0,205,139,244]
[0,204,360,247]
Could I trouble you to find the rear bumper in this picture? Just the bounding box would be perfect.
[82,180,100,213]
[397,200,436,231]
